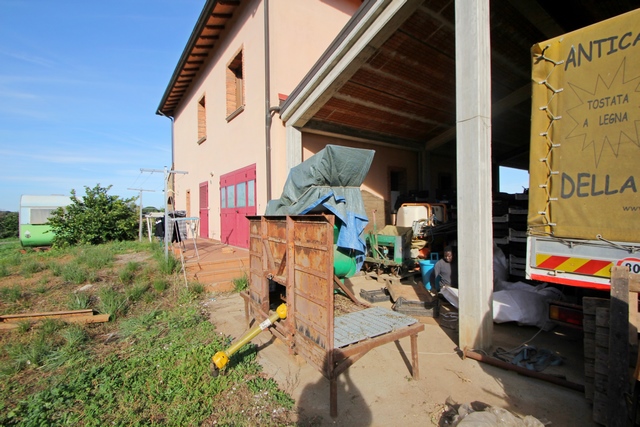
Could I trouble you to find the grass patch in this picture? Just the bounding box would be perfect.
[67,292,91,310]
[152,278,169,292]
[0,262,9,278]
[20,259,45,277]
[0,285,22,303]
[61,262,96,285]
[118,261,140,285]
[233,273,249,292]
[190,283,205,294]
[125,282,149,303]
[156,252,179,275]
[99,287,127,320]
[75,245,115,270]
[0,241,296,426]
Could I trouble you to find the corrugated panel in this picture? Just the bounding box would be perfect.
[334,307,417,348]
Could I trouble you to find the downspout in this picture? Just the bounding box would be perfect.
[157,110,175,260]
[157,110,176,201]
[264,0,280,202]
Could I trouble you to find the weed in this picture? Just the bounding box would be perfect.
[143,292,157,304]
[0,285,22,302]
[68,292,91,310]
[191,283,205,294]
[76,245,114,269]
[17,320,31,333]
[48,261,63,276]
[99,287,127,320]
[20,259,45,277]
[233,273,249,292]
[7,333,53,371]
[152,278,169,292]
[43,325,89,370]
[126,283,149,303]
[40,318,64,336]
[3,251,22,267]
[61,262,90,285]
[118,261,140,285]
[0,262,9,277]
[156,252,179,275]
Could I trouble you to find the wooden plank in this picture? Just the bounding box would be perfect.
[1,313,109,329]
[65,314,110,324]
[1,309,93,322]
[608,265,630,426]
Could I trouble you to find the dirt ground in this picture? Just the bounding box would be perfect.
[204,275,597,427]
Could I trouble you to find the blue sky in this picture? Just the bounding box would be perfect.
[0,1,529,212]
[499,166,529,194]
[0,0,204,212]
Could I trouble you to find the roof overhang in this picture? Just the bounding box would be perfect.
[156,0,241,117]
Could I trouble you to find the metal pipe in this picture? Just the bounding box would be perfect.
[212,303,287,373]
[462,347,585,392]
[264,0,273,202]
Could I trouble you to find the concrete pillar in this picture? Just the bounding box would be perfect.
[455,0,493,350]
[286,125,302,170]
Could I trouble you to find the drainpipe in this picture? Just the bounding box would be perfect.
[157,110,175,168]
[264,0,275,202]
[157,110,175,259]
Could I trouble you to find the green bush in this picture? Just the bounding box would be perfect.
[48,184,138,247]
[0,211,18,239]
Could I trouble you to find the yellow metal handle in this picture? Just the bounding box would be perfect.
[211,303,287,371]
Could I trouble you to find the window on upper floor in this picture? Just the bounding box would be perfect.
[197,95,206,144]
[226,48,244,121]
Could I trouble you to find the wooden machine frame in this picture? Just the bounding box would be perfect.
[240,215,424,416]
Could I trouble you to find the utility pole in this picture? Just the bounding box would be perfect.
[140,167,188,259]
[128,188,155,242]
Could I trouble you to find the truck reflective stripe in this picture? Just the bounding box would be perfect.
[537,255,570,269]
[536,254,612,277]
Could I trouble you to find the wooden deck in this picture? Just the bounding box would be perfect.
[171,238,249,290]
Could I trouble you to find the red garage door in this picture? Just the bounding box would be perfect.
[220,164,256,248]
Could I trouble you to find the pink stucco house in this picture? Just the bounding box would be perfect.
[157,0,637,355]
[156,0,434,249]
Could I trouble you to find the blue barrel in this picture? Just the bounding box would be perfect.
[419,253,439,291]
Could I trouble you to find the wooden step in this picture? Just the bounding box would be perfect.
[184,257,249,271]
[188,267,249,284]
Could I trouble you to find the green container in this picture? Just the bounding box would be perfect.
[19,195,70,247]
[333,223,357,279]
[20,224,55,247]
